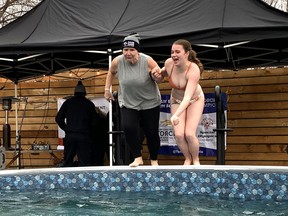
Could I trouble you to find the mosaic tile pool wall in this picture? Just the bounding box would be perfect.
[0,165,287,201]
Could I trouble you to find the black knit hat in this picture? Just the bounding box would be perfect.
[74,80,86,96]
[122,33,141,51]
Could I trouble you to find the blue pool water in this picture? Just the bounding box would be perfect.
[0,189,287,215]
[0,165,287,215]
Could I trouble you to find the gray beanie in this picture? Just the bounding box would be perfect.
[122,33,141,51]
[74,80,86,96]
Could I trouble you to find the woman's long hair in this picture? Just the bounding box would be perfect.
[173,39,204,74]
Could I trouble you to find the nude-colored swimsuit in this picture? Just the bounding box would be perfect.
[170,92,203,105]
[169,62,203,105]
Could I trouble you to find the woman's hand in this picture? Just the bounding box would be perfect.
[170,115,180,126]
[151,67,164,82]
[151,67,161,78]
[104,89,114,101]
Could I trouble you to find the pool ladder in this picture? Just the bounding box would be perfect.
[213,85,233,165]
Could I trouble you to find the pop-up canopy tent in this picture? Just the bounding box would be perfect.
[0,0,287,83]
[0,0,287,166]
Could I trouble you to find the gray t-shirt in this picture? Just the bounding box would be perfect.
[116,53,161,110]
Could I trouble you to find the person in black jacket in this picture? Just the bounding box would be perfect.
[55,80,98,167]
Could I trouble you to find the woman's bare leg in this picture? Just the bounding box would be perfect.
[185,97,205,165]
[171,104,192,165]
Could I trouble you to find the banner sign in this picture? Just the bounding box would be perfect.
[158,93,227,156]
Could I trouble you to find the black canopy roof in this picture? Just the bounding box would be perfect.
[0,0,287,82]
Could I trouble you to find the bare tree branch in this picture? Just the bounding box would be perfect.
[262,0,287,12]
[0,0,42,28]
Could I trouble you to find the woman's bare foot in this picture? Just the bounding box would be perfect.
[193,160,200,165]
[129,157,144,167]
[150,160,158,166]
[183,159,192,165]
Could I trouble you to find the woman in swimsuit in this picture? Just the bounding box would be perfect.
[151,39,204,165]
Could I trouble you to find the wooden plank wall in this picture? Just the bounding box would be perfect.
[0,67,288,168]
[212,67,288,166]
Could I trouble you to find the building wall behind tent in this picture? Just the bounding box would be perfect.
[0,67,288,168]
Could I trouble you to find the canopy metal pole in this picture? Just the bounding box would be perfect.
[14,83,19,149]
[85,49,121,167]
[107,49,121,166]
[108,49,113,167]
[14,83,20,167]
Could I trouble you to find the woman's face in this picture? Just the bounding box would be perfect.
[171,44,188,65]
[123,48,138,63]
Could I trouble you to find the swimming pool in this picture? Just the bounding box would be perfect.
[0,165,287,215]
[0,165,287,201]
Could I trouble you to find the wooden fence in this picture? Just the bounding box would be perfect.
[0,67,288,168]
